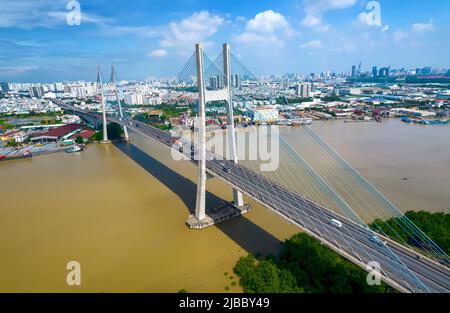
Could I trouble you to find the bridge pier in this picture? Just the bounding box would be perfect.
[188,42,249,229]
[187,202,250,229]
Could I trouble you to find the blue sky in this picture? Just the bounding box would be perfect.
[0,0,449,82]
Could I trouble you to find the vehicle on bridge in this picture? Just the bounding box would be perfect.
[223,166,231,174]
[329,218,343,228]
[370,235,387,247]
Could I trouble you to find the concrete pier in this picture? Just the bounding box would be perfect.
[186,202,251,229]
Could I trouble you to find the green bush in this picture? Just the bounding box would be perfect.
[234,233,394,293]
[370,211,450,255]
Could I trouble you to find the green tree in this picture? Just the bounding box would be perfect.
[75,136,84,144]
[369,211,450,255]
[234,255,302,293]
[233,233,394,294]
[92,131,103,142]
[6,139,18,147]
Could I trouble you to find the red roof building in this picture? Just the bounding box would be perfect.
[30,123,84,143]
[68,129,96,140]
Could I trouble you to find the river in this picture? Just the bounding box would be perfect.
[0,119,448,292]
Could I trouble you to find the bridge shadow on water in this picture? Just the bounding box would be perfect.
[114,141,284,256]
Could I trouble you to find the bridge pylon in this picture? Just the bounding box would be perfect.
[223,43,244,207]
[187,43,249,229]
[110,65,130,141]
[97,66,110,144]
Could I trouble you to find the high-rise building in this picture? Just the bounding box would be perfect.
[351,65,357,78]
[372,66,378,77]
[295,83,311,98]
[54,83,64,92]
[209,77,218,90]
[421,67,432,76]
[124,93,144,106]
[234,74,240,88]
[29,86,44,98]
[0,82,10,94]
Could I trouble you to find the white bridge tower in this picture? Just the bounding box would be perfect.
[188,43,248,228]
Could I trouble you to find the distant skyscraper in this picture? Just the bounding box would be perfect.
[217,75,224,89]
[421,67,432,76]
[234,74,240,88]
[372,66,378,77]
[29,86,44,98]
[209,77,218,90]
[0,82,9,94]
[351,65,357,78]
[295,83,311,98]
[357,62,362,76]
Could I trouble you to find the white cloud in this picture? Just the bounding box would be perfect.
[303,0,357,14]
[355,11,389,32]
[0,1,112,28]
[0,1,58,28]
[412,20,435,33]
[300,40,322,49]
[357,12,370,25]
[47,11,112,25]
[102,25,161,37]
[235,16,247,23]
[301,0,356,32]
[234,10,293,46]
[0,66,39,76]
[301,14,330,33]
[302,14,322,27]
[393,29,408,42]
[148,49,168,58]
[160,11,224,48]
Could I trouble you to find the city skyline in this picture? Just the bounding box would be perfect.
[1,0,450,82]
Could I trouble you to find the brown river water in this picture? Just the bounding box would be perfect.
[0,119,448,292]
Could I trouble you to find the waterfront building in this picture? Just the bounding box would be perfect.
[30,124,84,143]
[0,130,27,143]
[252,107,279,123]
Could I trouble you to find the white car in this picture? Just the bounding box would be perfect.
[329,219,343,228]
[369,235,387,247]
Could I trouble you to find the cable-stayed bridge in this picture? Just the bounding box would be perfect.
[53,43,450,293]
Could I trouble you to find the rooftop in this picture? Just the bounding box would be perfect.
[31,123,83,139]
